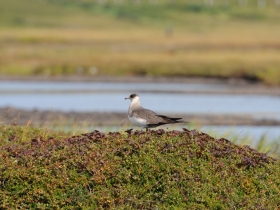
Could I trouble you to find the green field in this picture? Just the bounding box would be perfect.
[0,125,280,209]
[1,0,280,84]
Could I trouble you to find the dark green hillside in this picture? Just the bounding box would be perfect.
[0,126,279,209]
[1,0,280,28]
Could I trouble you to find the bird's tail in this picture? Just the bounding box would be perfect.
[157,115,187,124]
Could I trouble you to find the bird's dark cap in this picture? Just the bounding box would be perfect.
[125,93,138,100]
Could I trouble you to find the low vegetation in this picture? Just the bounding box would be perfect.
[0,125,280,209]
[1,0,280,84]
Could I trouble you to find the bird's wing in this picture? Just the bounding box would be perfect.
[132,109,163,124]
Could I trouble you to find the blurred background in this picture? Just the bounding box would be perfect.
[0,0,280,150]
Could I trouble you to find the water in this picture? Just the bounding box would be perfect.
[200,125,280,145]
[0,81,279,116]
[1,91,280,120]
[0,81,279,141]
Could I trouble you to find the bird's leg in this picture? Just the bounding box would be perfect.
[125,128,133,134]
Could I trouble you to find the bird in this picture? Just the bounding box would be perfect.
[125,93,185,130]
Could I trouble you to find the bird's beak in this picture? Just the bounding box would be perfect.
[125,97,129,100]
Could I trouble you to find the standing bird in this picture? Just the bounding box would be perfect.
[125,93,185,130]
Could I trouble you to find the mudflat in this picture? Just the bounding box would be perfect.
[1,107,279,127]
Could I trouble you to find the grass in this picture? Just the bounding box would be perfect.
[1,0,280,84]
[207,128,280,158]
[0,124,280,208]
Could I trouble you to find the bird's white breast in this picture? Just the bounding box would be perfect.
[128,115,148,128]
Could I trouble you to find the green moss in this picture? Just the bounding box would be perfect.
[0,126,279,209]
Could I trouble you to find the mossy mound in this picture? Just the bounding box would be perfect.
[1,128,279,209]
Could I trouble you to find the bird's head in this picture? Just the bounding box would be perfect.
[125,93,139,103]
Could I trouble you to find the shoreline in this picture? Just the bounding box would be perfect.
[1,107,279,127]
[1,75,280,96]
